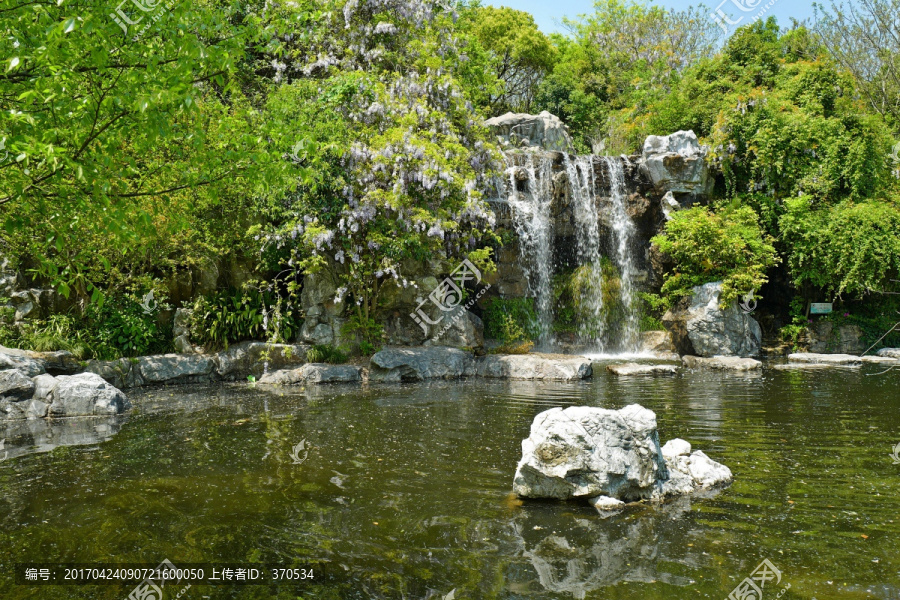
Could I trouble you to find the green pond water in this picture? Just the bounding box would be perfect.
[1,363,899,600]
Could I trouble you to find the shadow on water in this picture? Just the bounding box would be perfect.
[0,367,899,599]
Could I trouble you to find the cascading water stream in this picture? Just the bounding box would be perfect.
[563,154,605,348]
[500,149,642,353]
[504,152,554,345]
[603,156,640,352]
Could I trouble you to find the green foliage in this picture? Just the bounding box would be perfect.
[457,4,556,113]
[0,0,309,301]
[708,74,891,204]
[0,294,170,360]
[86,294,171,358]
[534,0,722,151]
[483,297,539,352]
[780,197,900,297]
[484,298,540,339]
[341,315,384,356]
[190,287,300,351]
[778,296,811,349]
[640,315,664,332]
[823,298,900,350]
[552,260,626,338]
[306,344,349,364]
[652,206,780,306]
[0,314,90,359]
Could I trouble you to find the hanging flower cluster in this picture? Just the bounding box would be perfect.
[262,0,503,322]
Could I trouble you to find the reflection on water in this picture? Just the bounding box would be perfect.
[1,416,125,462]
[0,366,899,600]
[513,497,699,598]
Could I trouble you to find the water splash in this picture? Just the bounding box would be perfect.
[504,151,554,345]
[603,156,640,352]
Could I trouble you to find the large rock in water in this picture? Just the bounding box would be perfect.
[46,373,130,417]
[639,130,711,195]
[787,353,862,365]
[477,354,593,381]
[369,346,476,382]
[607,363,678,376]
[137,354,216,384]
[484,111,575,153]
[513,405,731,503]
[662,282,761,357]
[682,355,761,371]
[0,369,36,400]
[259,363,362,385]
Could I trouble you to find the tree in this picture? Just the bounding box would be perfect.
[0,0,303,299]
[457,4,556,114]
[780,196,900,297]
[815,0,900,129]
[534,0,722,152]
[260,0,503,350]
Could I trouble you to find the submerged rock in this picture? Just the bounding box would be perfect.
[682,355,761,371]
[2,414,124,460]
[606,363,678,376]
[788,353,862,365]
[513,405,731,504]
[477,354,592,381]
[589,495,626,511]
[259,364,362,385]
[369,346,476,382]
[663,282,762,357]
[861,355,899,365]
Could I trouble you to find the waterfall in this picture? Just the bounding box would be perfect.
[504,152,554,345]
[563,154,605,347]
[603,156,640,352]
[498,150,642,354]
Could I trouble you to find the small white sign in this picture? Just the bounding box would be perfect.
[810,303,833,315]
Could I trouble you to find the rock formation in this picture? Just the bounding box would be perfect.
[663,282,762,357]
[513,405,732,505]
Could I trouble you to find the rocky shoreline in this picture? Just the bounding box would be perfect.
[2,342,897,420]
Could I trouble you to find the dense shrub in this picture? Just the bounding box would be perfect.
[651,206,780,307]
[483,298,539,353]
[780,197,900,297]
[306,344,349,364]
[0,294,170,360]
[190,287,300,351]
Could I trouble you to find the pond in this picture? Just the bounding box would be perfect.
[1,363,899,599]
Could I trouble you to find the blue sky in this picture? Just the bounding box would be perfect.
[489,0,819,34]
